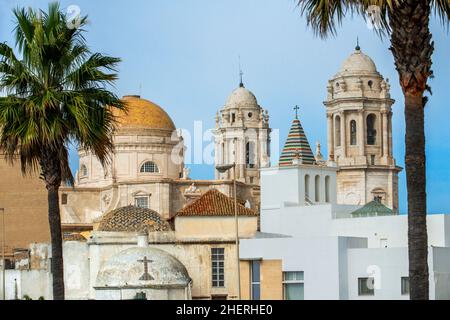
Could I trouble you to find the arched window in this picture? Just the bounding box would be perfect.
[304,175,310,200]
[325,176,330,203]
[246,141,255,168]
[80,165,88,177]
[367,114,377,145]
[140,161,159,173]
[315,175,320,202]
[335,116,341,147]
[350,120,357,145]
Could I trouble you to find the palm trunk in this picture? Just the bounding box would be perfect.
[40,150,65,300]
[404,94,428,300]
[388,0,433,300]
[47,184,65,300]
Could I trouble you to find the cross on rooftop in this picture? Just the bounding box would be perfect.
[294,105,300,119]
[138,256,154,281]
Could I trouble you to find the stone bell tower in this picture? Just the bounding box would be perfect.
[324,45,402,211]
[214,77,271,185]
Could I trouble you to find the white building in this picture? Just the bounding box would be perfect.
[239,113,450,300]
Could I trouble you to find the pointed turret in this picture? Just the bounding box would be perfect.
[279,110,315,167]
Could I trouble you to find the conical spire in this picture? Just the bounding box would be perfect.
[279,111,316,166]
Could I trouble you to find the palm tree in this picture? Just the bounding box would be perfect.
[0,2,124,300]
[296,0,450,300]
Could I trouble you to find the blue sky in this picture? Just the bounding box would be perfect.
[1,0,450,214]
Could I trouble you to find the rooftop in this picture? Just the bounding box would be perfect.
[177,189,257,217]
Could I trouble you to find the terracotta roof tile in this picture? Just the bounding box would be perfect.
[177,189,257,217]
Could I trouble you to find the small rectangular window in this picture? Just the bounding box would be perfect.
[401,277,410,295]
[358,277,375,296]
[371,155,375,165]
[61,193,68,205]
[134,196,149,209]
[283,271,304,300]
[250,260,261,300]
[211,248,225,287]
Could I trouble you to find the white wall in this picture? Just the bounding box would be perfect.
[240,236,367,300]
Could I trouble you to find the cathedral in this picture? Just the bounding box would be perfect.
[60,81,270,230]
[61,45,400,231]
[0,46,404,300]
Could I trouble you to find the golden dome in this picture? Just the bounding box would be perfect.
[113,95,176,131]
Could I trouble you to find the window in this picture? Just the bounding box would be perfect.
[314,175,320,202]
[246,141,255,168]
[248,112,253,118]
[250,260,261,300]
[211,294,228,300]
[335,116,341,147]
[211,248,225,287]
[401,277,410,295]
[250,261,261,300]
[325,176,330,203]
[61,193,68,205]
[367,114,377,145]
[368,80,373,88]
[231,113,236,123]
[80,165,88,177]
[350,120,357,145]
[283,271,304,300]
[371,155,375,165]
[134,196,149,209]
[358,277,375,296]
[140,161,159,173]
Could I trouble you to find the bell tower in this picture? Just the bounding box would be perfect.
[324,46,402,211]
[214,79,271,185]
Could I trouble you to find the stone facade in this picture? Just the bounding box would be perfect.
[61,94,262,229]
[214,83,271,185]
[324,47,402,211]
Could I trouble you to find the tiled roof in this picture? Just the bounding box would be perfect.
[98,206,171,232]
[279,117,316,166]
[177,189,257,217]
[351,200,394,217]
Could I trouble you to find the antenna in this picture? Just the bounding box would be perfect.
[238,55,244,87]
[356,36,361,51]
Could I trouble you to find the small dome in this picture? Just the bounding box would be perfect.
[96,247,190,288]
[113,95,176,131]
[98,206,171,232]
[225,86,258,109]
[340,48,377,74]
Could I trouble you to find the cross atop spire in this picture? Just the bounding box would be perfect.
[355,36,361,51]
[238,55,244,88]
[294,105,300,119]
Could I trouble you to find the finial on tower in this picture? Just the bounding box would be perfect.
[238,55,244,87]
[294,105,300,119]
[355,37,361,51]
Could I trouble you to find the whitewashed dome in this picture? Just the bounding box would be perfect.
[340,48,377,74]
[225,85,258,109]
[96,247,191,288]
